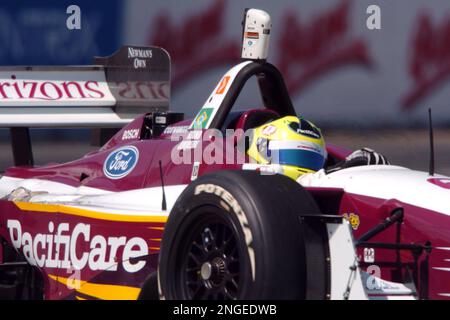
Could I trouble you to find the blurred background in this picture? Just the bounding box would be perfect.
[1,0,450,174]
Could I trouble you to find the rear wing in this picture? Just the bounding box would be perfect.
[0,45,170,165]
[0,45,170,127]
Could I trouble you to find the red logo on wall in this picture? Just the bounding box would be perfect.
[148,0,240,89]
[147,0,372,96]
[403,12,450,110]
[276,0,373,96]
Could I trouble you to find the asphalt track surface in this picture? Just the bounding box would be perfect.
[1,129,450,176]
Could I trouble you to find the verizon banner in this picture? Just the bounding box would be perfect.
[0,70,115,107]
[123,0,450,127]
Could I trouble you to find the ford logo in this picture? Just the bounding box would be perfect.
[103,146,139,179]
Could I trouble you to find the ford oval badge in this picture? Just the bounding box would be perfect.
[103,146,139,179]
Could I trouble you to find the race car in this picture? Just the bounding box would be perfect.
[0,8,449,300]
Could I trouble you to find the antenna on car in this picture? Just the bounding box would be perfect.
[159,160,167,211]
[428,108,435,176]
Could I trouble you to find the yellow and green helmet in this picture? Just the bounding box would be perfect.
[247,115,327,180]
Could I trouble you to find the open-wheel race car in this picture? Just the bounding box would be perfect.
[0,8,449,300]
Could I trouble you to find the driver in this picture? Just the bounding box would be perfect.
[246,115,389,180]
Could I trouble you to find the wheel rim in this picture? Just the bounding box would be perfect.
[178,211,241,300]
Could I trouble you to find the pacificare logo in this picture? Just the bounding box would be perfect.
[7,220,148,273]
[103,146,139,179]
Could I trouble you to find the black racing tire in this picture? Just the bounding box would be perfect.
[158,170,329,300]
[137,272,158,300]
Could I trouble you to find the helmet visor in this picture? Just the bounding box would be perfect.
[268,140,326,172]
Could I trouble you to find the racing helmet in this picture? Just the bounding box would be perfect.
[247,115,327,180]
